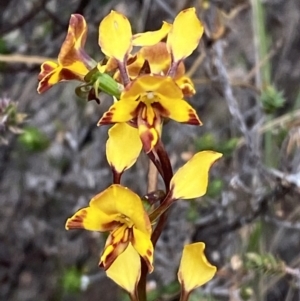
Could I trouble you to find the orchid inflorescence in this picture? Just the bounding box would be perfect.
[37,7,222,301]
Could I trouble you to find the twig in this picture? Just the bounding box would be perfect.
[0,54,53,65]
[209,41,256,156]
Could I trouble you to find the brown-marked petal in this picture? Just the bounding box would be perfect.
[65,207,117,231]
[155,95,201,125]
[132,228,154,272]
[98,99,139,125]
[58,14,88,65]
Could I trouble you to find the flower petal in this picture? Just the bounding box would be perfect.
[99,11,132,61]
[154,95,201,125]
[98,99,139,125]
[58,14,90,69]
[167,8,204,62]
[37,61,60,93]
[132,21,172,46]
[106,123,142,174]
[175,76,196,97]
[139,42,171,74]
[170,151,222,200]
[100,225,130,269]
[178,243,216,292]
[137,107,161,153]
[132,228,154,272]
[106,244,141,294]
[65,207,117,231]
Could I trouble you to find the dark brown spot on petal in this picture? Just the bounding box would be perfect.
[98,109,115,125]
[142,255,154,273]
[66,209,87,229]
[187,110,202,125]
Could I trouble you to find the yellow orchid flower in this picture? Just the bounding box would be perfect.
[65,184,153,272]
[170,151,223,200]
[37,14,94,93]
[98,74,201,153]
[178,243,216,298]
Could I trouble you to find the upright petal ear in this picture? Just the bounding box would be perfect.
[167,8,204,63]
[178,243,216,294]
[106,244,141,296]
[170,151,222,200]
[99,10,132,62]
[58,14,89,66]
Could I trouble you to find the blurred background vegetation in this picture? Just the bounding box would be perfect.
[1,0,300,300]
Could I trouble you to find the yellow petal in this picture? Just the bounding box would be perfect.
[98,98,139,125]
[65,207,117,231]
[132,228,154,272]
[178,243,216,293]
[167,8,204,62]
[156,94,201,125]
[106,123,142,173]
[170,151,222,200]
[132,22,172,46]
[99,11,132,61]
[106,244,141,294]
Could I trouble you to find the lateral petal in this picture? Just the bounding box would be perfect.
[132,228,154,272]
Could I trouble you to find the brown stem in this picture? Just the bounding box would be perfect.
[118,59,130,87]
[137,248,149,301]
[130,288,140,301]
[147,160,158,193]
[112,169,122,184]
[155,141,173,191]
[179,290,191,301]
[167,60,180,78]
[147,150,165,182]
